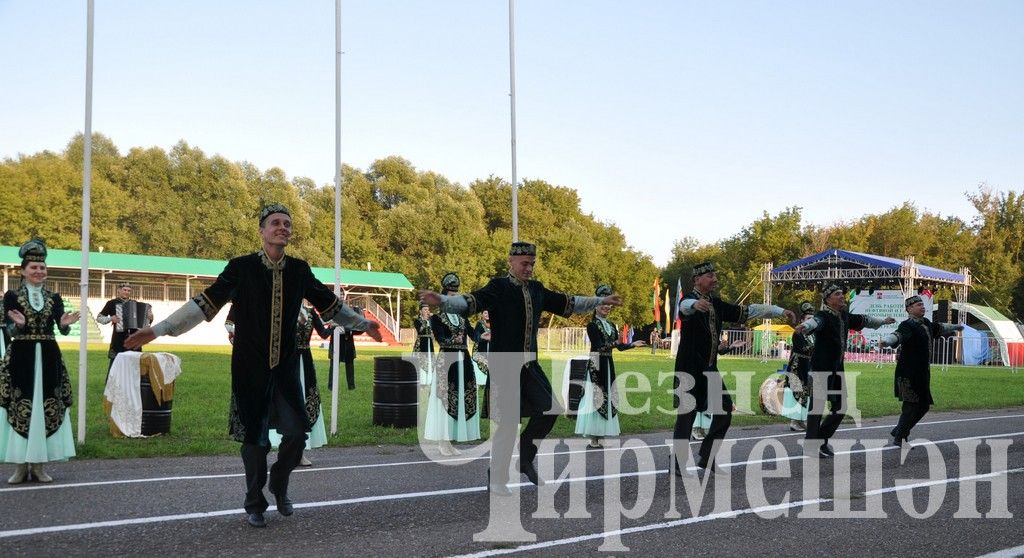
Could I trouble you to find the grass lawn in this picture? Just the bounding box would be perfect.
[61,344,1024,459]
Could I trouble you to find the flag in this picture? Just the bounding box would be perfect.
[664,286,671,334]
[653,277,661,324]
[673,277,683,329]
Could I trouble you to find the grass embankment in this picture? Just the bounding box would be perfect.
[61,344,1024,459]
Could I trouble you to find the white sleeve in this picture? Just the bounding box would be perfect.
[571,296,602,314]
[799,316,820,333]
[325,303,373,331]
[863,315,888,329]
[96,314,112,325]
[679,299,698,316]
[152,300,206,337]
[746,304,785,321]
[882,332,899,346]
[438,294,468,314]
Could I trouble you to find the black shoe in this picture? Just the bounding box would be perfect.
[247,512,266,528]
[268,486,293,516]
[521,461,544,486]
[818,443,835,458]
[889,436,903,448]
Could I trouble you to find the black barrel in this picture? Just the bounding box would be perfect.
[140,376,173,436]
[566,358,590,417]
[372,356,418,427]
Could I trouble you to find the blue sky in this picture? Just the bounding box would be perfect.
[2,1,1022,266]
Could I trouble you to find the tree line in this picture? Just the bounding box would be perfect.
[2,134,1021,325]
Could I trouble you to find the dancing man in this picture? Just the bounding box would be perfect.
[126,204,381,527]
[673,261,795,474]
[794,284,895,458]
[419,242,619,494]
[879,295,962,446]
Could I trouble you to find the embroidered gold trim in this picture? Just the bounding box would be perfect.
[12,334,55,341]
[193,292,219,321]
[520,281,534,354]
[319,298,340,322]
[263,253,285,369]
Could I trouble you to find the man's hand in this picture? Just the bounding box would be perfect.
[794,324,806,335]
[124,327,157,350]
[602,294,623,307]
[631,340,647,348]
[365,321,383,342]
[693,299,712,313]
[782,309,796,324]
[419,290,442,307]
[883,317,896,325]
[110,315,121,325]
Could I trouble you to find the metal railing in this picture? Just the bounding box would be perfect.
[359,296,398,337]
[536,327,1020,371]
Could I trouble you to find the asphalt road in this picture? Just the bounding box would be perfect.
[1,407,1022,558]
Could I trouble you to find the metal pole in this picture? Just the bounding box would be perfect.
[331,0,343,436]
[77,0,96,444]
[508,0,519,241]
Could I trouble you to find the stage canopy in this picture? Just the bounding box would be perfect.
[765,248,970,303]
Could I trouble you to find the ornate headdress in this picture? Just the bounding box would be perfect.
[905,295,923,309]
[799,301,815,316]
[822,284,845,300]
[595,284,613,297]
[19,239,47,265]
[441,272,461,293]
[509,242,537,256]
[259,203,291,226]
[691,261,715,278]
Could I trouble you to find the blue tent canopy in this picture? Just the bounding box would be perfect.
[771,249,966,283]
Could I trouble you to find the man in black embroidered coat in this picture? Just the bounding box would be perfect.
[126,204,381,527]
[880,295,962,446]
[795,284,895,458]
[419,242,619,494]
[672,262,794,473]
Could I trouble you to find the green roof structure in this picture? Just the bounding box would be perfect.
[0,245,413,290]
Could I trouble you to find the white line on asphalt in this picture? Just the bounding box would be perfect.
[975,543,1024,558]
[446,467,1024,558]
[2,412,1020,494]
[0,430,1020,539]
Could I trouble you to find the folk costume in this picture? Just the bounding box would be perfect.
[270,305,329,451]
[150,204,370,517]
[881,295,961,446]
[672,261,788,471]
[437,242,604,488]
[413,305,436,386]
[425,273,481,447]
[575,285,637,444]
[0,240,76,484]
[783,302,816,430]
[797,284,890,456]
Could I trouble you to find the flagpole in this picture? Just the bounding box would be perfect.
[508,0,519,241]
[77,0,96,445]
[331,0,343,436]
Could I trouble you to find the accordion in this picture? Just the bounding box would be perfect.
[120,300,152,331]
